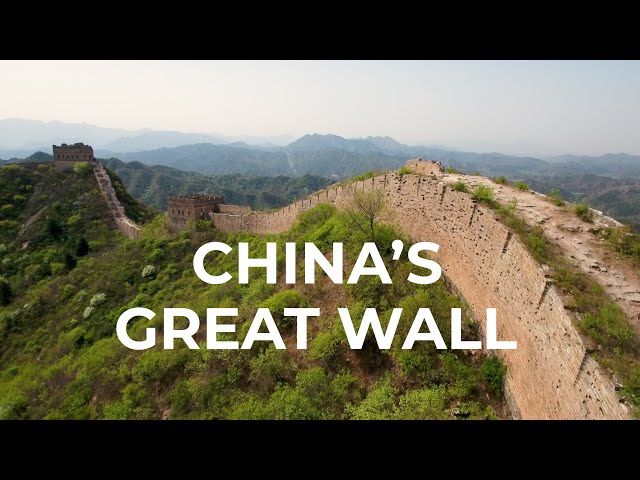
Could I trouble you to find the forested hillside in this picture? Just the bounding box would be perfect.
[0,164,505,419]
[103,158,335,210]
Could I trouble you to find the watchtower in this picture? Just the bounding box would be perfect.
[167,194,225,230]
[52,143,95,171]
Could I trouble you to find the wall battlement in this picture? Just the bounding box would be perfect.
[209,168,628,419]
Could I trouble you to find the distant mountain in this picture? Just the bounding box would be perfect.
[112,144,293,176]
[0,119,133,150]
[102,158,335,210]
[0,118,292,153]
[101,131,224,152]
[289,134,381,153]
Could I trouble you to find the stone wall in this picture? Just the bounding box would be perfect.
[211,173,628,419]
[93,162,141,239]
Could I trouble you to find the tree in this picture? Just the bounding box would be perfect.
[344,189,387,242]
[46,218,64,241]
[73,161,92,176]
[0,277,12,306]
[75,237,89,257]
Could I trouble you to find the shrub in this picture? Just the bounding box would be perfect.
[50,262,66,275]
[445,165,462,174]
[623,368,640,407]
[347,376,397,420]
[75,237,89,257]
[547,189,565,207]
[62,252,76,271]
[89,293,106,307]
[493,176,507,185]
[141,265,157,281]
[514,181,529,191]
[395,386,447,420]
[261,290,306,328]
[0,277,11,306]
[46,218,64,241]
[481,355,506,396]
[73,162,92,176]
[451,181,469,193]
[397,166,415,176]
[472,185,495,205]
[574,203,593,223]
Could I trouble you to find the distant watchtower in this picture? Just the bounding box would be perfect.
[53,143,95,171]
[167,194,225,231]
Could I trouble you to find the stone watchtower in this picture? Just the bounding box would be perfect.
[167,194,225,231]
[53,143,95,171]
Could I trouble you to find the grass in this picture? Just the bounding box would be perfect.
[602,225,640,265]
[472,185,497,208]
[493,176,508,185]
[397,167,416,176]
[547,188,565,207]
[445,166,462,174]
[451,181,469,193]
[514,181,529,191]
[574,203,594,223]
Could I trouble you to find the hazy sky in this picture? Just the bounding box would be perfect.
[1,60,639,155]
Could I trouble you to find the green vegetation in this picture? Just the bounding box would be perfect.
[73,161,92,176]
[574,203,594,223]
[603,225,640,263]
[397,166,415,176]
[451,181,469,193]
[104,167,156,224]
[104,158,336,211]
[445,166,462,174]
[514,181,529,191]
[481,356,506,396]
[0,164,505,419]
[493,176,508,185]
[472,185,497,208]
[547,188,565,207]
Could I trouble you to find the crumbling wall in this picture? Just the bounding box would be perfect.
[211,172,628,419]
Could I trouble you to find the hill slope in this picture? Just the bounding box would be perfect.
[0,164,505,420]
[103,158,335,211]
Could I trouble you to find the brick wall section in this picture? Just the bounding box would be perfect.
[93,162,141,239]
[211,172,628,419]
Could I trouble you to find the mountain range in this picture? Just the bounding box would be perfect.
[3,119,640,228]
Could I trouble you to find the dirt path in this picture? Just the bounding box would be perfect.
[442,173,640,333]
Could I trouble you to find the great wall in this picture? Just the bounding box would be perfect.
[52,143,142,240]
[206,160,630,420]
[93,162,141,239]
[49,143,632,419]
